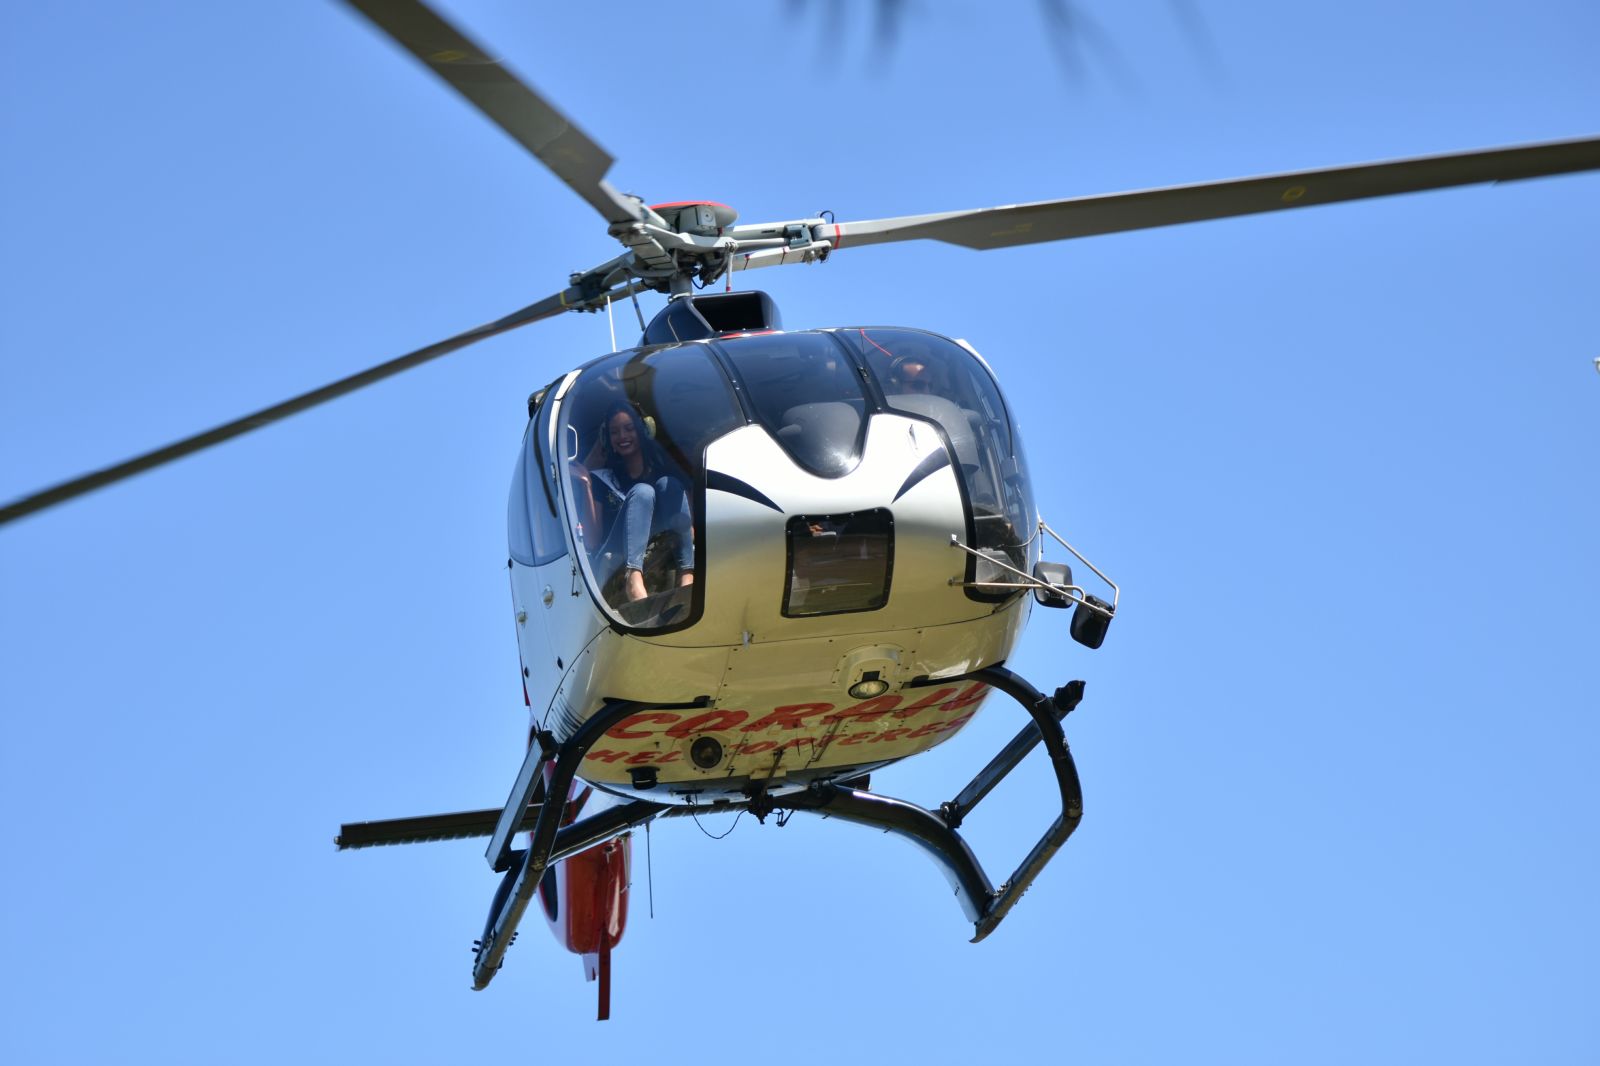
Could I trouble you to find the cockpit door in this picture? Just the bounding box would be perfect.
[556,345,743,633]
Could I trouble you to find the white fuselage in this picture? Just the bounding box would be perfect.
[506,329,1038,802]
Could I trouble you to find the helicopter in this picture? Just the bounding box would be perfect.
[4,0,1599,1027]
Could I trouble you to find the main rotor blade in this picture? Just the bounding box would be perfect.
[342,0,641,226]
[0,287,598,527]
[831,136,1600,251]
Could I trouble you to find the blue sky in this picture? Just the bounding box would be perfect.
[3,2,1597,1062]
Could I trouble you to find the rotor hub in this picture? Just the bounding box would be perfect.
[650,201,738,237]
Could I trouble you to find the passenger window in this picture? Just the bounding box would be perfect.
[508,390,570,567]
[508,430,537,566]
[531,389,568,563]
[560,346,741,630]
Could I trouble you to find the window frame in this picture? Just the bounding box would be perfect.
[781,508,896,619]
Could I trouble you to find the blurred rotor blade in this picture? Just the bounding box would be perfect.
[0,282,637,527]
[342,0,641,225]
[831,136,1600,251]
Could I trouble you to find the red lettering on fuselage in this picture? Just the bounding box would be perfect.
[939,683,989,714]
[585,749,682,765]
[824,694,900,724]
[907,720,944,739]
[938,712,976,734]
[607,712,682,739]
[823,686,961,725]
[740,703,834,733]
[894,687,959,719]
[665,710,749,738]
[579,685,991,773]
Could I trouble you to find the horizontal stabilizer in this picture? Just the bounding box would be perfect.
[336,804,541,850]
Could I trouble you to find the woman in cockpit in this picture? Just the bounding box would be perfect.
[589,401,695,604]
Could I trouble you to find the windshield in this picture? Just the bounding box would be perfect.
[558,345,742,631]
[834,327,1038,598]
[716,331,870,478]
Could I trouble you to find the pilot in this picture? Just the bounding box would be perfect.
[888,355,936,395]
[590,401,695,604]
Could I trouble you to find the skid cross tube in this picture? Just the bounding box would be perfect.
[471,695,704,990]
[544,798,749,863]
[941,677,1083,830]
[964,666,1084,942]
[779,666,1085,942]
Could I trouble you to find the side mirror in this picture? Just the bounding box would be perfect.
[1032,561,1073,608]
[1070,594,1114,649]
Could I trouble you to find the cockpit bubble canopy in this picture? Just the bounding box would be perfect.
[511,326,1037,632]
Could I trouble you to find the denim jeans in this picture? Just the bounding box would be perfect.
[598,476,694,576]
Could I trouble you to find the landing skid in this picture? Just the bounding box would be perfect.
[469,664,1086,988]
[785,667,1084,943]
